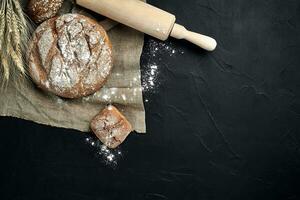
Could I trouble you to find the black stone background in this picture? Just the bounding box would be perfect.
[1,0,300,199]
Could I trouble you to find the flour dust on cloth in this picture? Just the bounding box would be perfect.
[0,2,146,133]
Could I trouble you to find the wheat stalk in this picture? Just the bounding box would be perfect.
[1,55,10,83]
[0,0,33,84]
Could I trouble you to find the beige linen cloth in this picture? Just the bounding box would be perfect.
[0,1,146,133]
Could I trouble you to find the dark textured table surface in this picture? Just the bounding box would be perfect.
[1,0,300,199]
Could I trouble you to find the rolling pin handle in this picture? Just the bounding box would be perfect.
[170,23,217,51]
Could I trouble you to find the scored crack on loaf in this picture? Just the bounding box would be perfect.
[28,14,113,98]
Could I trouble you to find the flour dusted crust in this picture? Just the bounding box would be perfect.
[90,105,132,149]
[28,14,113,98]
[28,0,63,23]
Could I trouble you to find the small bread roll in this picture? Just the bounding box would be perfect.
[28,14,113,98]
[27,0,64,23]
[90,105,132,149]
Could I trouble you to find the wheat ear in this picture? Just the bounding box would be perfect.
[0,1,6,55]
[10,7,24,74]
[0,1,9,81]
[5,0,21,74]
[0,1,5,47]
[0,0,33,83]
[13,0,28,28]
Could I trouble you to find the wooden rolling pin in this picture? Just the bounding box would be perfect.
[76,0,217,51]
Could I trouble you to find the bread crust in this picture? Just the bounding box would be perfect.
[90,105,132,149]
[28,14,113,98]
[27,0,63,23]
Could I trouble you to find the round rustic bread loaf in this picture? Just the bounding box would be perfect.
[28,14,113,98]
[27,0,63,23]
